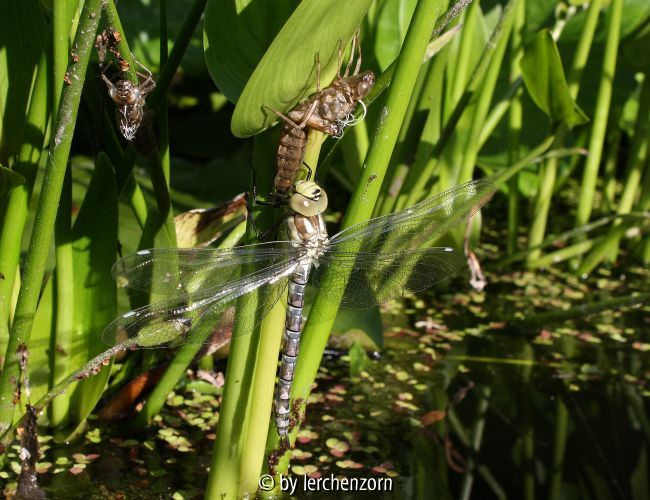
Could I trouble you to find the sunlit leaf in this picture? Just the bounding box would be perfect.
[68,153,118,426]
[520,29,589,128]
[374,0,418,71]
[228,0,374,137]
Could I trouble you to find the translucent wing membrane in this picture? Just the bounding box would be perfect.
[104,180,494,350]
[102,259,296,348]
[313,247,466,308]
[113,242,300,297]
[328,180,496,252]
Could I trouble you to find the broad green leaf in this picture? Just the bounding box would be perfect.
[0,0,47,162]
[68,153,118,426]
[204,0,300,105]
[520,30,589,128]
[0,164,25,202]
[227,0,375,137]
[374,0,418,71]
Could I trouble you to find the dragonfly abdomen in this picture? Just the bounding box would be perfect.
[275,260,310,439]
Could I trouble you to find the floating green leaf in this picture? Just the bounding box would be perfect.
[520,29,589,127]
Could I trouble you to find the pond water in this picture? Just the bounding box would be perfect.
[1,262,648,499]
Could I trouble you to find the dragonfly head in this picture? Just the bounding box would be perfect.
[349,70,375,101]
[291,180,328,216]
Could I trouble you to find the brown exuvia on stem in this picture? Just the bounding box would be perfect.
[266,32,375,197]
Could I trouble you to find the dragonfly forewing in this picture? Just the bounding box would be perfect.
[112,243,300,297]
[102,257,298,348]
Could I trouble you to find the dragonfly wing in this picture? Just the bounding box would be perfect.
[327,179,495,252]
[102,259,297,348]
[313,247,466,308]
[113,242,298,298]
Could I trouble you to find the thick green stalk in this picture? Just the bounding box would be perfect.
[566,0,604,97]
[601,131,621,213]
[288,0,445,453]
[0,0,103,436]
[574,0,622,230]
[53,1,71,118]
[507,0,525,255]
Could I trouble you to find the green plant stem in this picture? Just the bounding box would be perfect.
[580,73,650,272]
[403,0,522,209]
[104,0,138,83]
[521,342,535,500]
[0,338,138,444]
[148,0,208,113]
[457,1,515,184]
[381,48,448,215]
[0,0,103,436]
[449,0,479,108]
[288,0,445,457]
[53,1,70,118]
[527,128,565,264]
[459,387,492,500]
[507,0,525,255]
[448,406,506,500]
[574,0,622,230]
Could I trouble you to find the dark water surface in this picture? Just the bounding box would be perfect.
[1,263,648,499]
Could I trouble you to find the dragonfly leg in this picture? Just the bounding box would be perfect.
[343,29,358,77]
[353,28,363,76]
[315,53,321,93]
[263,105,301,129]
[249,159,285,207]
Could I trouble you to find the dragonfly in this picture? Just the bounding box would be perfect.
[102,179,495,447]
